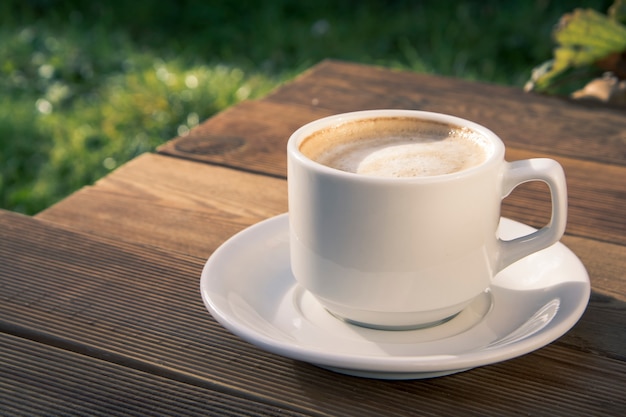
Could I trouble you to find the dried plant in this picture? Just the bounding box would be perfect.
[525,0,626,105]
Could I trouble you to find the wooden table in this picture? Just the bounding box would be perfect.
[2,60,625,416]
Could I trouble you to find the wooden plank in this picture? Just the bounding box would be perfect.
[560,235,626,302]
[37,153,288,258]
[0,333,306,417]
[265,60,626,166]
[157,100,334,176]
[1,210,625,416]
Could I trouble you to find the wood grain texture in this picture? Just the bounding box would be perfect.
[0,333,307,417]
[561,235,625,301]
[266,60,626,166]
[38,153,288,258]
[2,210,625,416]
[158,100,334,177]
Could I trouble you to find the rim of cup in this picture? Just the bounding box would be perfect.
[288,109,506,183]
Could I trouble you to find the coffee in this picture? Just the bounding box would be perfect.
[299,117,490,178]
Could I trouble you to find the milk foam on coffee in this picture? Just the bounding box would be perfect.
[300,117,491,178]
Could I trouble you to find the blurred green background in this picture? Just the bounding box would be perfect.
[0,0,611,214]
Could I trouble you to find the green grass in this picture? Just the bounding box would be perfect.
[0,0,612,214]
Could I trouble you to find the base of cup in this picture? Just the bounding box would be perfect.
[336,312,460,331]
[319,298,474,331]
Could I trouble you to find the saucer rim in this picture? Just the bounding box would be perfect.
[200,213,590,378]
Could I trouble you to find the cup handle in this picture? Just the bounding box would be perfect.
[496,158,568,272]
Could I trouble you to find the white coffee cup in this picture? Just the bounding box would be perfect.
[287,110,567,330]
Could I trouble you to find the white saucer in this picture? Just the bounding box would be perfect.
[200,214,590,379]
